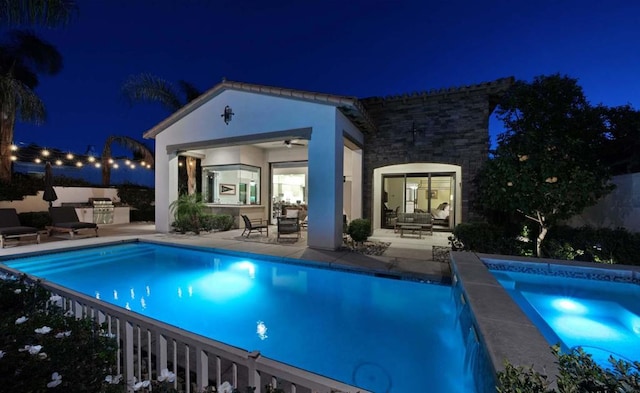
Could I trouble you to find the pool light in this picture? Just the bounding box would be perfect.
[552,298,588,314]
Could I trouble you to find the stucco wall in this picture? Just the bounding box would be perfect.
[565,173,640,233]
[0,187,120,213]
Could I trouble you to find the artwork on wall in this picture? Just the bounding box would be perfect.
[429,190,438,199]
[220,183,236,195]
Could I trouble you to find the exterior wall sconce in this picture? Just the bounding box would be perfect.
[221,105,234,125]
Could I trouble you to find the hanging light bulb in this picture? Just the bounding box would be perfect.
[34,158,42,164]
[113,163,119,169]
[41,149,50,157]
[66,153,74,160]
[10,144,18,151]
[88,156,96,163]
[108,158,114,164]
[55,160,63,166]
[76,161,83,167]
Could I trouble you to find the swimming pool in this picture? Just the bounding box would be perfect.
[2,242,490,393]
[485,259,640,366]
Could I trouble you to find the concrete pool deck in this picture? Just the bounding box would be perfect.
[0,223,453,281]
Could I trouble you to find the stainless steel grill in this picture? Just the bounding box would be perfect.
[89,198,114,224]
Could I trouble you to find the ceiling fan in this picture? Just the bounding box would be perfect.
[284,139,305,148]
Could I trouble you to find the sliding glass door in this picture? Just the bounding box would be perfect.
[382,172,455,230]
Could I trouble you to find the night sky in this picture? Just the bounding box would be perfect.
[10,0,640,156]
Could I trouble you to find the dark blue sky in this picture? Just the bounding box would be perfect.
[11,0,640,155]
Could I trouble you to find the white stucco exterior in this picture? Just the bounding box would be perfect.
[146,82,367,250]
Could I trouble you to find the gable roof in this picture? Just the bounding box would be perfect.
[143,79,377,139]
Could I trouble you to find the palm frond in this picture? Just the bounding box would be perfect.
[178,80,203,104]
[0,0,78,28]
[0,73,46,123]
[5,30,63,76]
[103,135,154,166]
[122,73,184,113]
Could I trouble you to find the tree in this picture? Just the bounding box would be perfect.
[475,74,614,257]
[101,135,154,186]
[599,105,640,175]
[122,73,202,112]
[0,0,77,183]
[0,30,62,182]
[0,0,77,28]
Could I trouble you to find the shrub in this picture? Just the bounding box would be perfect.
[0,173,41,201]
[201,214,234,232]
[117,184,154,209]
[130,207,155,222]
[18,211,51,229]
[497,345,640,393]
[0,273,118,392]
[544,225,640,265]
[452,222,529,255]
[348,218,371,242]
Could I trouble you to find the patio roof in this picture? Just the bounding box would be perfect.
[142,79,377,139]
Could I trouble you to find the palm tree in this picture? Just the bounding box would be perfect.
[0,0,76,183]
[0,30,63,182]
[101,135,155,186]
[0,0,77,28]
[122,73,203,112]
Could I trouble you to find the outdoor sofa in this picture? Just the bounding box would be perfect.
[395,212,433,238]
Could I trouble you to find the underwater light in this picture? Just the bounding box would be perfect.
[552,298,588,314]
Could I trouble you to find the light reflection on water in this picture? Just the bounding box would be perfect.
[6,242,479,393]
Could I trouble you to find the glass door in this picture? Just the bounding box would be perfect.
[382,173,455,230]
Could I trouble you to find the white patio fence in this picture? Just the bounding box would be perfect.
[1,266,369,393]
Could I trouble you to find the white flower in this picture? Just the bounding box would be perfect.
[55,331,72,339]
[35,326,52,334]
[158,368,176,383]
[218,381,233,393]
[15,316,28,324]
[14,288,22,294]
[133,379,150,391]
[19,345,43,355]
[47,372,62,388]
[105,374,122,384]
[49,295,62,302]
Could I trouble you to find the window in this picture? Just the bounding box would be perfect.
[201,164,261,205]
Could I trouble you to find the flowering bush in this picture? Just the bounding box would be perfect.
[0,273,118,392]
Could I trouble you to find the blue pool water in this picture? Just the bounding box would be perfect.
[2,242,488,393]
[488,264,640,366]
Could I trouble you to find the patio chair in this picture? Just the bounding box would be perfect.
[277,216,301,241]
[241,214,268,237]
[0,208,41,248]
[48,207,99,238]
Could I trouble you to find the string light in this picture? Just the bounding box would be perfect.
[34,158,42,164]
[88,156,96,163]
[55,160,63,166]
[76,161,83,167]
[66,153,74,160]
[94,163,101,168]
[10,144,18,151]
[41,149,50,157]
[10,155,17,161]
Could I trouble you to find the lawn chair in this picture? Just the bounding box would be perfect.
[241,214,268,237]
[48,207,99,238]
[277,216,301,241]
[0,208,41,248]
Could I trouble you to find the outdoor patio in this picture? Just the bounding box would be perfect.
[0,223,453,281]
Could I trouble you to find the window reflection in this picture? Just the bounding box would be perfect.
[202,164,261,205]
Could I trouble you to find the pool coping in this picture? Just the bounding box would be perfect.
[450,251,640,388]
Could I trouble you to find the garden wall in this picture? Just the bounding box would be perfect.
[565,173,640,233]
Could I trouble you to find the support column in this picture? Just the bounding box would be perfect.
[307,124,343,250]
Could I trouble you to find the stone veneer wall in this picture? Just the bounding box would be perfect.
[359,77,514,223]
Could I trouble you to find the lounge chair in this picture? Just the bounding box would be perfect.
[277,216,301,241]
[0,208,41,248]
[48,207,99,238]
[241,214,268,237]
